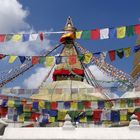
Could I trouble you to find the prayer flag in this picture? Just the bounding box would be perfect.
[12,34,22,42]
[0,35,6,42]
[55,56,62,64]
[78,55,84,61]
[32,56,39,65]
[45,56,55,67]
[50,102,58,110]
[83,53,92,64]
[134,45,140,53]
[48,116,55,122]
[117,26,126,38]
[126,25,134,37]
[22,34,29,41]
[69,55,76,65]
[91,29,100,40]
[83,101,91,109]
[39,56,45,64]
[75,31,82,39]
[108,50,116,61]
[32,102,38,110]
[100,28,109,39]
[19,56,26,64]
[124,47,131,57]
[81,30,91,40]
[39,32,44,41]
[64,102,70,109]
[8,56,17,63]
[116,49,124,59]
[39,100,45,109]
[134,24,140,35]
[80,117,87,123]
[70,102,77,110]
[29,33,38,41]
[7,99,14,107]
[0,54,6,59]
[57,110,67,121]
[109,28,116,38]
[93,109,102,122]
[98,100,104,109]
[45,102,51,110]
[6,34,13,41]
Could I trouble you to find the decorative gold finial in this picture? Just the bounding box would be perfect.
[64,16,77,32]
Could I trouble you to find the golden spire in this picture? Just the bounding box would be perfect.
[63,16,77,32]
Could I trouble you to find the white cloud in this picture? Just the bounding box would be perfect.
[0,0,30,33]
[23,67,53,89]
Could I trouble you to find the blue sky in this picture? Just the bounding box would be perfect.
[0,0,140,89]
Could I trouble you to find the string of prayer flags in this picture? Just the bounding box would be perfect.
[75,24,140,40]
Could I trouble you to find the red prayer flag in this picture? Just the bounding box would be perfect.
[0,35,6,42]
[39,32,44,41]
[91,29,100,40]
[50,102,58,110]
[69,55,76,65]
[108,50,116,61]
[0,106,8,117]
[83,101,91,108]
[135,98,140,106]
[32,56,39,65]
[93,109,102,122]
[0,54,6,59]
[134,24,140,35]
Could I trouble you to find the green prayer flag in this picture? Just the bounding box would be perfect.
[127,99,133,107]
[78,55,84,61]
[39,56,45,64]
[45,102,50,110]
[78,102,84,110]
[126,25,134,37]
[6,34,13,41]
[85,110,93,116]
[81,30,91,40]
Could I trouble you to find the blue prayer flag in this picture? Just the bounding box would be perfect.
[22,34,29,42]
[109,28,116,38]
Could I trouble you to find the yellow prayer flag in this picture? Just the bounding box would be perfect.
[70,102,77,110]
[80,117,87,123]
[45,56,55,67]
[12,34,22,42]
[75,31,82,39]
[120,115,127,121]
[48,116,55,122]
[117,26,126,38]
[7,99,14,107]
[124,48,131,57]
[8,56,17,63]
[39,100,45,109]
[83,53,93,64]
[18,114,24,122]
